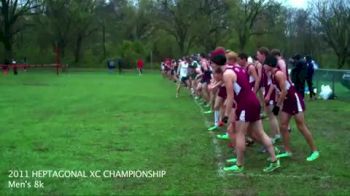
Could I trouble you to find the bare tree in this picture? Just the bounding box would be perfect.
[312,0,350,68]
[195,0,229,51]
[229,0,269,51]
[0,0,41,60]
[156,0,198,55]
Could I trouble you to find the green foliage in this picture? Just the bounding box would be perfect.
[1,0,349,68]
[116,40,146,68]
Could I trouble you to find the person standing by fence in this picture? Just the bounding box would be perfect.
[306,56,316,99]
[291,55,307,98]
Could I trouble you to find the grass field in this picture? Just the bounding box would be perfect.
[0,71,349,195]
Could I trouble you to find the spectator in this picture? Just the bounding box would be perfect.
[107,59,115,73]
[290,54,307,98]
[117,58,123,74]
[12,59,18,75]
[306,56,316,99]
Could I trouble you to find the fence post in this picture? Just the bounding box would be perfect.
[332,72,335,97]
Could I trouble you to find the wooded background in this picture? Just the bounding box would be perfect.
[1,0,349,68]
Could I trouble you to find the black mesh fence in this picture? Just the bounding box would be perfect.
[313,69,350,101]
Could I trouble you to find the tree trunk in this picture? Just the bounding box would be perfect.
[102,23,106,59]
[238,33,247,51]
[4,37,12,61]
[58,39,66,58]
[74,34,83,63]
[4,15,13,60]
[337,54,346,69]
[178,38,185,56]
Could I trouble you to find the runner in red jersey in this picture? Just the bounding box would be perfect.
[137,58,144,76]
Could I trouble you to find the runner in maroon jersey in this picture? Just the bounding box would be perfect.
[271,49,289,79]
[207,67,225,131]
[211,49,280,173]
[238,52,259,93]
[257,47,280,142]
[264,55,319,162]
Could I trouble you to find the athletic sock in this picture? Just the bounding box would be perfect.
[214,110,219,126]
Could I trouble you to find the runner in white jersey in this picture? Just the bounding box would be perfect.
[176,58,190,98]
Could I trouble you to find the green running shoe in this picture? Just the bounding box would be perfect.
[274,146,280,154]
[224,165,244,173]
[217,133,229,140]
[203,110,213,114]
[263,160,281,173]
[208,125,218,131]
[276,151,293,159]
[266,147,281,161]
[272,135,281,144]
[226,157,237,163]
[306,151,320,162]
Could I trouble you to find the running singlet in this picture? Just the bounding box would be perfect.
[179,61,189,78]
[246,64,256,90]
[225,64,261,122]
[272,69,305,115]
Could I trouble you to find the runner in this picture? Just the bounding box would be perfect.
[176,58,190,98]
[264,55,319,161]
[137,58,144,76]
[257,47,280,143]
[198,53,212,108]
[207,67,225,131]
[238,52,259,93]
[212,49,280,173]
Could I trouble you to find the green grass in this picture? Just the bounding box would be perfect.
[0,71,349,195]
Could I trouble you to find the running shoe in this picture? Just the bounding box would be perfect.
[276,151,293,159]
[208,125,218,131]
[272,135,281,144]
[306,151,320,162]
[203,110,213,114]
[226,157,237,163]
[223,165,244,173]
[263,159,281,173]
[217,133,229,140]
[274,146,280,154]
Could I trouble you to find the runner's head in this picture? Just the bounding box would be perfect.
[210,47,226,66]
[238,52,248,67]
[263,54,278,72]
[200,53,207,59]
[226,51,238,65]
[213,67,223,81]
[271,49,281,57]
[257,47,269,64]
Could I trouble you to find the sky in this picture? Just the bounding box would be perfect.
[280,0,309,9]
